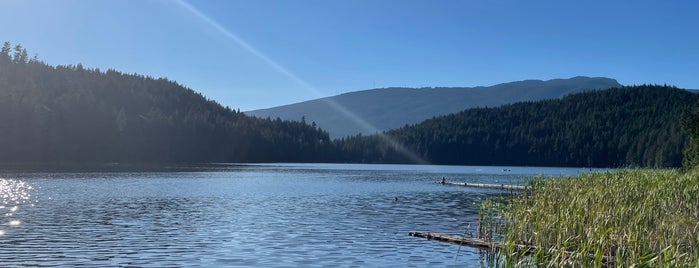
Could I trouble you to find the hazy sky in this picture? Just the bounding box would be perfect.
[1,0,698,111]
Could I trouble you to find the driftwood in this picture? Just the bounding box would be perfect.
[408,232,535,253]
[408,231,504,250]
[440,181,527,190]
[409,231,612,265]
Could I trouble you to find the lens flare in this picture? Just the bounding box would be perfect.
[174,1,430,165]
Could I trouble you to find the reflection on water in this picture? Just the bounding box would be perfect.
[0,178,34,235]
[0,164,586,267]
[0,178,33,205]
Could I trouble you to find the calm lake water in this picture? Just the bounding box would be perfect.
[0,163,588,267]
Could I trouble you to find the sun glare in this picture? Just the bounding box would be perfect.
[173,0,430,165]
[0,179,32,206]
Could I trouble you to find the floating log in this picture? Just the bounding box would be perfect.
[409,231,612,265]
[408,231,503,250]
[409,231,535,253]
[440,181,527,190]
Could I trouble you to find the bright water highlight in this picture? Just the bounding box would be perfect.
[0,164,587,267]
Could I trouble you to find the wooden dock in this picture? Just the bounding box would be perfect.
[440,181,527,190]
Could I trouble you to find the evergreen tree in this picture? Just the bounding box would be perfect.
[681,100,699,168]
[0,42,10,63]
[12,44,28,64]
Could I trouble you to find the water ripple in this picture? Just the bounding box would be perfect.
[0,164,579,267]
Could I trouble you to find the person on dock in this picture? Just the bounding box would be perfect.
[440,176,446,184]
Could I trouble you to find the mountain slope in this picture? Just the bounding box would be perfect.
[0,43,330,163]
[246,76,621,138]
[331,85,696,167]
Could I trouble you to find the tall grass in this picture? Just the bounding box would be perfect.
[482,169,699,267]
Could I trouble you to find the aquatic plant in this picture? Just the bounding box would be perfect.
[481,169,699,267]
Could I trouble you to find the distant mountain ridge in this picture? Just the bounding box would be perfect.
[246,76,622,138]
[330,85,695,167]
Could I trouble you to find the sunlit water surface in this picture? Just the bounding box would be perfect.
[0,163,589,267]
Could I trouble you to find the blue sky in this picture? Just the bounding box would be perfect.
[1,0,698,111]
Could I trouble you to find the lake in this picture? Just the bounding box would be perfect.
[0,163,589,267]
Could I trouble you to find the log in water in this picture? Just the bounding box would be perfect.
[408,232,502,250]
[409,231,613,265]
[439,181,527,190]
[408,231,534,253]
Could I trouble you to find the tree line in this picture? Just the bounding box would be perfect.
[331,85,697,167]
[2,42,696,168]
[681,93,699,169]
[0,42,331,163]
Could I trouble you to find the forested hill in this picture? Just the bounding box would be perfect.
[247,76,621,138]
[332,85,697,167]
[0,43,330,163]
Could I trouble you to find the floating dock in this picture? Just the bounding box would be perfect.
[440,181,527,190]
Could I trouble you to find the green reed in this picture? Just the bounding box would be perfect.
[480,169,699,267]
